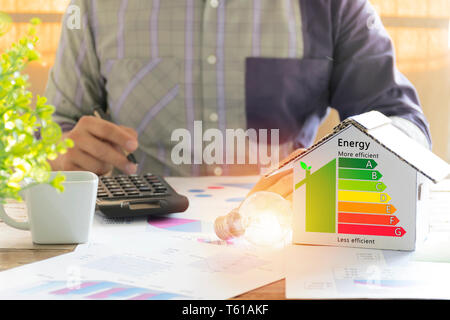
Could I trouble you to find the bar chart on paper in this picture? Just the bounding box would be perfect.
[13,280,186,300]
[147,217,203,232]
[295,157,406,238]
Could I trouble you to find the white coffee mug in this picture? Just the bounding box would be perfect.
[0,171,98,244]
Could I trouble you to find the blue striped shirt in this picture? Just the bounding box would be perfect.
[46,0,431,176]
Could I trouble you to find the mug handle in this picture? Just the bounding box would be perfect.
[0,203,29,230]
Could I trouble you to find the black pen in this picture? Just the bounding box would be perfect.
[92,107,138,165]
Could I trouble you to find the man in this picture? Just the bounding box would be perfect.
[47,0,431,197]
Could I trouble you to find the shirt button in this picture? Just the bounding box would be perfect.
[209,112,218,122]
[210,0,219,8]
[207,55,217,65]
[214,166,223,176]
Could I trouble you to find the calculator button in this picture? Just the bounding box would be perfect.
[105,182,119,187]
[152,183,163,187]
[121,183,134,188]
[127,191,140,196]
[112,192,125,196]
[136,183,147,187]
[138,187,151,191]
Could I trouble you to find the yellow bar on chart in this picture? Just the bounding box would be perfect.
[338,190,391,203]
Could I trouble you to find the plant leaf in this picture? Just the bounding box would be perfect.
[300,161,307,170]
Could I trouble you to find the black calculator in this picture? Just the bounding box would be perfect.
[96,173,189,218]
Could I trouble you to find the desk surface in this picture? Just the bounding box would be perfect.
[0,248,285,299]
[1,178,448,300]
[0,176,287,299]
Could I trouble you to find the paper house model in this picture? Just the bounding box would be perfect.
[291,111,450,251]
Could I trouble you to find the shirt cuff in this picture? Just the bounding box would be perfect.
[389,116,431,149]
[57,121,76,133]
[52,114,77,133]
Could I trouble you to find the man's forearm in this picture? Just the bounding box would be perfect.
[389,116,431,149]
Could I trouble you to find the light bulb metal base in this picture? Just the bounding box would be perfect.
[214,208,245,240]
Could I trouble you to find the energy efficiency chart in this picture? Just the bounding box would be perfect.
[336,157,405,238]
[295,157,405,238]
[292,111,448,250]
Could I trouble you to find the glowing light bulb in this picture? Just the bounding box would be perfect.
[214,191,293,247]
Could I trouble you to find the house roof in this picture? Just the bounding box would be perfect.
[266,111,450,183]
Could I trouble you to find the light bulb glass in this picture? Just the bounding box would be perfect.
[214,191,293,247]
[239,191,292,247]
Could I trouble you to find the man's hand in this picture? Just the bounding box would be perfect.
[247,168,293,201]
[244,148,306,204]
[49,116,139,176]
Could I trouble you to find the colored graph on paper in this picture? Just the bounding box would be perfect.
[145,181,255,234]
[147,217,203,232]
[186,182,253,202]
[15,280,186,300]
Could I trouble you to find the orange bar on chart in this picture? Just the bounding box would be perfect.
[338,202,397,214]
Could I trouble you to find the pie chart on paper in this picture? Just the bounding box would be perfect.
[147,217,203,233]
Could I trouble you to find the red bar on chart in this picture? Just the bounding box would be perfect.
[338,212,400,226]
[338,224,406,237]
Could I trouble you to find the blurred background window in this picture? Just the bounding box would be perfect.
[320,0,450,162]
[0,0,70,66]
[0,0,449,161]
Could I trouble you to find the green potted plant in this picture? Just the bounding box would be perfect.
[0,14,73,207]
